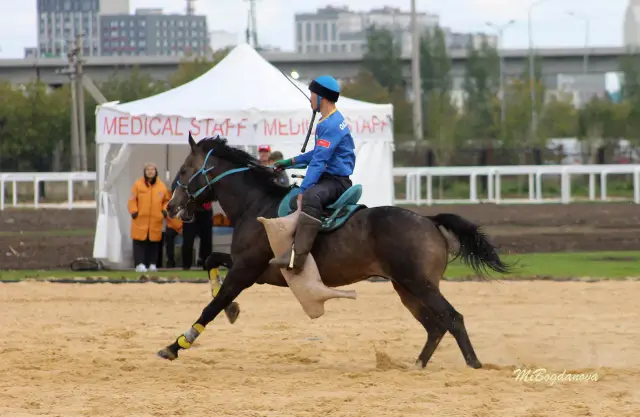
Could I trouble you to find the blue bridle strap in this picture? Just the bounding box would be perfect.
[176,149,250,200]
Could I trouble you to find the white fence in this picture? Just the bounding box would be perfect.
[0,172,96,210]
[394,164,640,205]
[1,165,640,210]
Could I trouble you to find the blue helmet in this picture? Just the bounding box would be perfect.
[309,75,340,103]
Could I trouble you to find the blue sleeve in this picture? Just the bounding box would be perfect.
[299,125,341,192]
[293,150,314,166]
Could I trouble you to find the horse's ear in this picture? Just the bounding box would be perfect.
[188,131,196,153]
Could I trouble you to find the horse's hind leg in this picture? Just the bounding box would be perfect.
[393,276,482,369]
[392,282,446,368]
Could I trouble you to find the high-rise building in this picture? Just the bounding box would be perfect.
[100,8,208,56]
[294,6,439,55]
[36,0,130,57]
[294,6,496,56]
[624,0,640,48]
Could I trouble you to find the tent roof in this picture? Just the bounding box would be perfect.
[103,43,390,118]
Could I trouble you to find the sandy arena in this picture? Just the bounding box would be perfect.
[1,280,639,416]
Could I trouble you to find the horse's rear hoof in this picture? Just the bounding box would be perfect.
[225,302,240,324]
[157,347,178,361]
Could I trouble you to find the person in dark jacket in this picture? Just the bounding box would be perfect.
[171,173,214,270]
[268,151,290,186]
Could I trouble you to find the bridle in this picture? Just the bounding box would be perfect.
[175,149,251,203]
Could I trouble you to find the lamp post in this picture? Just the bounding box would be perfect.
[567,11,590,106]
[410,0,423,142]
[486,20,515,137]
[527,0,549,143]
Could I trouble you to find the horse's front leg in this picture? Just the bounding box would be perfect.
[157,263,261,361]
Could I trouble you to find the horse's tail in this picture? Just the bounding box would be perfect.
[426,213,512,278]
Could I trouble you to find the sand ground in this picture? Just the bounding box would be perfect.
[1,280,639,416]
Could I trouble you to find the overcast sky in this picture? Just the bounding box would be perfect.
[0,0,627,57]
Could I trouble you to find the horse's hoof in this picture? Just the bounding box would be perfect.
[414,359,426,370]
[225,302,241,324]
[157,347,178,361]
[467,360,482,369]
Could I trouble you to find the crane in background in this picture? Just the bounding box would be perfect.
[186,0,196,15]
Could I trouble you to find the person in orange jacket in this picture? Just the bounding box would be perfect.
[128,162,171,273]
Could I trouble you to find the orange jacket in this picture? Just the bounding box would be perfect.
[166,216,183,234]
[127,177,170,242]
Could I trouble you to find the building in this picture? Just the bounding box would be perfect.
[294,6,496,56]
[624,0,640,49]
[294,6,439,55]
[100,8,209,56]
[443,29,498,51]
[209,30,239,51]
[37,0,130,58]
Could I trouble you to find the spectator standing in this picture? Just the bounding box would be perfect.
[268,151,290,186]
[163,214,183,268]
[258,145,271,166]
[128,162,170,273]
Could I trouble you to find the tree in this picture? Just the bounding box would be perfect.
[461,39,500,142]
[341,70,412,141]
[578,96,625,163]
[420,26,452,98]
[168,47,231,88]
[362,26,405,92]
[0,81,71,171]
[100,66,167,103]
[539,92,578,139]
[618,51,640,144]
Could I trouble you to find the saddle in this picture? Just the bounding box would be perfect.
[277,185,366,233]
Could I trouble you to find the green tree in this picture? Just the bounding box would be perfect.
[618,51,640,143]
[362,26,405,92]
[539,92,578,139]
[0,81,71,171]
[341,70,412,141]
[100,66,167,103]
[461,39,500,141]
[420,26,452,97]
[578,96,625,163]
[168,48,230,88]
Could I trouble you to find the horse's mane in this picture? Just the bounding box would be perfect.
[197,136,290,197]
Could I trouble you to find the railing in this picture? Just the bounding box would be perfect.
[393,164,640,205]
[2,165,639,210]
[0,172,96,210]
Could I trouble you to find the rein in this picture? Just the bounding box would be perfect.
[175,149,250,201]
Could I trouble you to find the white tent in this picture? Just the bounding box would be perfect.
[93,43,395,268]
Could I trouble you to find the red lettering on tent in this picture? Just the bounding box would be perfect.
[264,119,277,136]
[161,118,174,135]
[149,117,162,135]
[190,118,201,136]
[104,117,117,135]
[131,117,143,135]
[118,116,129,134]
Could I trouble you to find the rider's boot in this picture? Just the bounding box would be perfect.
[269,212,322,274]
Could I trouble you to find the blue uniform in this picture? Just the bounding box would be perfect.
[293,109,355,192]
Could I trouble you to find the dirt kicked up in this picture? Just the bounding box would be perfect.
[1,281,639,416]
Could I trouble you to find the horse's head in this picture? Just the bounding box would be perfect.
[167,132,287,220]
[167,132,231,219]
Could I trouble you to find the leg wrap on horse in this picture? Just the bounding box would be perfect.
[177,323,205,349]
[270,212,322,274]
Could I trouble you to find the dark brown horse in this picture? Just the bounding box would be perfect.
[158,134,511,369]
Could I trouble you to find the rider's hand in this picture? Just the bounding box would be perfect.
[273,158,293,171]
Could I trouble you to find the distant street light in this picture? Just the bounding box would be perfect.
[290,70,300,79]
[527,0,550,143]
[566,11,590,106]
[486,19,516,137]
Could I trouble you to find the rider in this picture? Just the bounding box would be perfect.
[269,75,355,274]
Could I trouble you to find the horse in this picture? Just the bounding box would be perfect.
[157,133,511,369]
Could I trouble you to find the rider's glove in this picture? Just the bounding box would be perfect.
[273,158,294,171]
